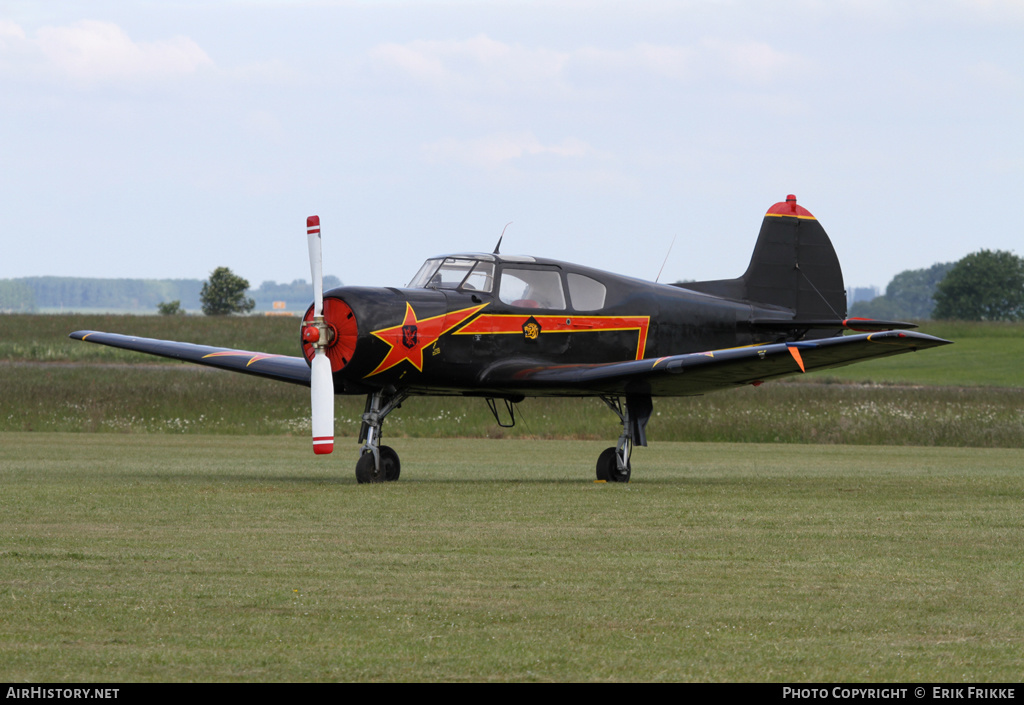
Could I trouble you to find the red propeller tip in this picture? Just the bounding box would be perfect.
[313,437,333,455]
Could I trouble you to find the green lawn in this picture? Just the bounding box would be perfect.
[801,320,1023,388]
[2,434,1023,682]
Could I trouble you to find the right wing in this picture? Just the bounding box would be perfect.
[70,330,312,386]
[475,330,952,397]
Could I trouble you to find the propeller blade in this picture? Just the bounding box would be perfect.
[307,215,324,318]
[306,215,333,454]
[311,352,334,454]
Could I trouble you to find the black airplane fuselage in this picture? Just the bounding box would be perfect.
[304,254,791,398]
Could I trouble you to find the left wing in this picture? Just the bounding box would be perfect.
[69,330,311,386]
[475,330,952,397]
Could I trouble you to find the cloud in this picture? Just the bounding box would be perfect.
[369,34,804,94]
[423,132,593,168]
[1,19,212,84]
[369,35,568,93]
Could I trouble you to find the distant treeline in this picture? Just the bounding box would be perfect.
[0,275,341,314]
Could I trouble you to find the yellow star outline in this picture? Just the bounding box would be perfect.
[366,302,488,377]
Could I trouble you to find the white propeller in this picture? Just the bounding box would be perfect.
[306,215,334,455]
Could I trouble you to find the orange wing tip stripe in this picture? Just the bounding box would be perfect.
[787,345,806,372]
[867,332,911,345]
[201,351,280,367]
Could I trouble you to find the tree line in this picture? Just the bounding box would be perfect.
[850,249,1024,322]
[4,249,1021,321]
[0,272,341,315]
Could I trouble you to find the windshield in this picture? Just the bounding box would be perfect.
[408,257,495,293]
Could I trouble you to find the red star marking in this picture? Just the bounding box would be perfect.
[367,302,487,377]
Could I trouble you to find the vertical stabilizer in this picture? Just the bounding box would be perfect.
[684,195,847,338]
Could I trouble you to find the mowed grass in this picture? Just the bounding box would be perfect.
[0,313,301,363]
[3,316,1023,681]
[3,363,1022,447]
[794,321,1024,388]
[2,434,1023,682]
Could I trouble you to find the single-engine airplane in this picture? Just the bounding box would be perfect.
[72,195,951,483]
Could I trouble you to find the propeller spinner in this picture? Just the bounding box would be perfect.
[305,215,334,454]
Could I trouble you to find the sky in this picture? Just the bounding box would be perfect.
[2,0,1022,294]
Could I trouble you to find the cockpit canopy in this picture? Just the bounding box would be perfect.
[408,256,496,293]
[408,254,609,312]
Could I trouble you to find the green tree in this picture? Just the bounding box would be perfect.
[933,249,1024,321]
[849,261,953,320]
[157,300,184,316]
[0,280,36,312]
[200,267,255,316]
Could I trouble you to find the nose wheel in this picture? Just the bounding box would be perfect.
[356,445,401,483]
[355,388,408,483]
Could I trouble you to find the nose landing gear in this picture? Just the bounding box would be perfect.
[355,388,409,483]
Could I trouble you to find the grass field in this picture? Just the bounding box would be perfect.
[1,315,1022,448]
[2,315,1022,681]
[3,363,1023,448]
[2,434,1023,682]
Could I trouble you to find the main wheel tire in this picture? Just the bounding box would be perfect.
[355,447,401,484]
[596,447,615,481]
[596,446,630,482]
[355,452,381,484]
[379,445,401,482]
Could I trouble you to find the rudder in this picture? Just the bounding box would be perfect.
[684,195,847,338]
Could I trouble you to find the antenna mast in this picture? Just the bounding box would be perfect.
[493,221,513,254]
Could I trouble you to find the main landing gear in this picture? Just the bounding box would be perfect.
[355,388,409,484]
[596,394,653,483]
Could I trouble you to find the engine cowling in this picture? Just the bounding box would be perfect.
[301,297,357,372]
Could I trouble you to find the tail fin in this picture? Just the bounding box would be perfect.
[682,195,847,339]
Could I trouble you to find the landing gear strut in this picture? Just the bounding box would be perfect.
[596,394,652,483]
[355,388,408,484]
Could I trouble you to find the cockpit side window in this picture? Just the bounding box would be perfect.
[409,258,494,293]
[461,261,495,293]
[499,268,566,310]
[567,273,606,311]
